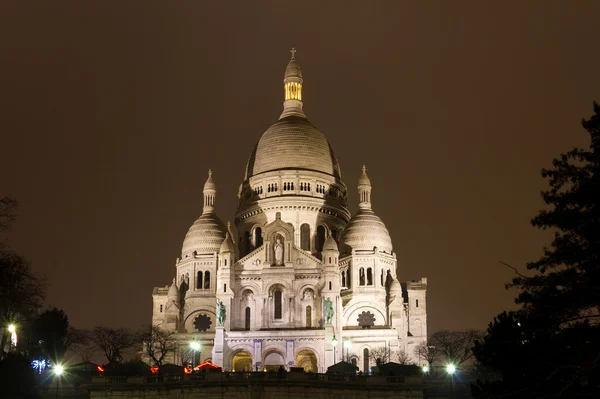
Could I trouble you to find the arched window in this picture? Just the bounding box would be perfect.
[300,224,310,250]
[342,272,346,288]
[196,271,203,289]
[359,268,365,286]
[346,269,351,288]
[245,307,251,331]
[254,227,263,248]
[204,271,210,289]
[416,299,419,308]
[274,290,282,319]
[316,225,326,252]
[306,306,312,327]
[367,268,373,285]
[363,348,370,373]
[329,281,332,290]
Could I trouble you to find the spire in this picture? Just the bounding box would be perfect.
[358,165,372,210]
[203,169,216,214]
[280,48,305,119]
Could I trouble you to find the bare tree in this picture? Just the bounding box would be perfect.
[0,196,18,249]
[370,346,390,366]
[138,325,177,366]
[89,327,134,363]
[413,341,438,367]
[67,328,96,362]
[431,330,483,366]
[393,349,414,365]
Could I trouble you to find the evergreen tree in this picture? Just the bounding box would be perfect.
[474,103,600,397]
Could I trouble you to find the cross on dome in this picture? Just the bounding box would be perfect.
[290,47,296,60]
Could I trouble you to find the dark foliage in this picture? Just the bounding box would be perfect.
[0,251,45,358]
[0,353,40,399]
[31,308,70,363]
[137,325,177,366]
[474,103,600,397]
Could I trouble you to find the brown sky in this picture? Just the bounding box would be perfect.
[1,1,599,333]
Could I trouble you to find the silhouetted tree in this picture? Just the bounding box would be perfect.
[393,349,414,365]
[370,346,390,366]
[474,103,600,397]
[137,325,177,366]
[30,308,71,363]
[431,330,482,366]
[413,340,438,367]
[89,327,134,363]
[0,252,45,358]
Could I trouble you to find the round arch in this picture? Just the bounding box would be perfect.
[231,349,253,372]
[262,348,285,372]
[295,348,319,372]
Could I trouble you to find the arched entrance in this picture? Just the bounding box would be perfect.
[263,351,285,372]
[295,349,318,373]
[231,351,253,372]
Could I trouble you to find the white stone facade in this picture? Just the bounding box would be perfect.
[151,51,427,373]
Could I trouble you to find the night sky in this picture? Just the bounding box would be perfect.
[1,1,599,333]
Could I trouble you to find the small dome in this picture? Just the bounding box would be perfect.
[167,278,179,298]
[340,208,393,254]
[245,117,341,179]
[285,58,302,80]
[220,232,235,253]
[204,169,216,191]
[358,165,371,187]
[322,233,339,252]
[181,212,227,257]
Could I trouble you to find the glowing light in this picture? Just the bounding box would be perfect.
[150,367,159,374]
[183,367,192,374]
[8,324,15,333]
[54,365,64,376]
[446,364,456,375]
[331,336,338,346]
[31,359,47,374]
[422,365,429,373]
[97,365,105,373]
[344,339,351,349]
[189,341,201,351]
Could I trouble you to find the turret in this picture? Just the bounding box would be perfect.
[280,48,305,119]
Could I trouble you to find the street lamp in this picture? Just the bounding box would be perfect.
[189,341,201,366]
[344,338,351,362]
[331,335,338,364]
[54,365,64,399]
[446,363,456,375]
[422,365,429,373]
[7,324,17,350]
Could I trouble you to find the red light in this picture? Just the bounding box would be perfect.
[150,367,159,374]
[97,365,105,373]
[183,367,192,374]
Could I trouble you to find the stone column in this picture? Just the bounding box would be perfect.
[212,326,225,368]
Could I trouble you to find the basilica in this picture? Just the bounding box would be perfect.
[151,50,427,373]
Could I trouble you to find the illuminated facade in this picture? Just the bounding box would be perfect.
[151,50,427,373]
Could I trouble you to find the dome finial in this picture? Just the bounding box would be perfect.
[281,49,305,119]
[203,169,216,214]
[358,165,372,209]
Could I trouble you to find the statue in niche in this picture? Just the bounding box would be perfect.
[303,289,314,300]
[324,298,334,325]
[274,237,284,265]
[216,299,226,327]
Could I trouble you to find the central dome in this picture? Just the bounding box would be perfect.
[245,116,341,179]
